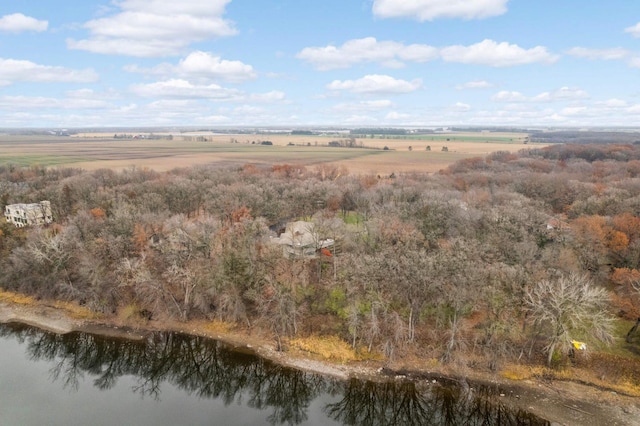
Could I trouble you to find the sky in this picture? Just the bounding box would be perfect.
[1,0,640,128]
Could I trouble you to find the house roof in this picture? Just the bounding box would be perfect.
[271,221,334,249]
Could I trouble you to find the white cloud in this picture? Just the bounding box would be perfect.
[469,107,571,125]
[385,111,412,120]
[297,37,438,70]
[125,51,256,83]
[0,58,98,86]
[491,91,527,102]
[342,115,377,124]
[599,98,627,108]
[451,102,471,112]
[66,88,97,99]
[398,44,440,62]
[372,0,509,21]
[197,114,231,123]
[532,87,588,102]
[246,91,286,103]
[332,100,394,113]
[441,39,558,66]
[625,22,640,38]
[234,105,264,115]
[455,80,492,90]
[566,47,630,60]
[560,106,587,116]
[130,79,238,99]
[546,113,567,122]
[467,99,640,126]
[0,13,47,32]
[69,38,185,58]
[492,87,588,103]
[130,79,286,104]
[65,88,121,101]
[567,47,640,69]
[67,0,236,57]
[360,100,394,109]
[0,95,109,110]
[174,51,255,82]
[327,74,422,94]
[146,99,197,111]
[299,38,557,70]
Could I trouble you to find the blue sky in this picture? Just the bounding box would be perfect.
[1,0,640,128]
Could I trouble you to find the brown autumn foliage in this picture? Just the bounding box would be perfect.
[272,163,306,178]
[1,142,640,372]
[612,212,640,242]
[132,223,150,253]
[90,207,106,219]
[230,206,252,223]
[610,268,640,319]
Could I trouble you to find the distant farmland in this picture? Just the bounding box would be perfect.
[0,132,539,175]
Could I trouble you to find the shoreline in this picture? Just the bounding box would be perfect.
[0,302,638,425]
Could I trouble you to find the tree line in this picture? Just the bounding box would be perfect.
[1,144,639,368]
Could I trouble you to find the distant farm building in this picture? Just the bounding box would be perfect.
[4,201,53,227]
[271,221,334,258]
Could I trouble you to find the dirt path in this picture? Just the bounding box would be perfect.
[1,302,638,426]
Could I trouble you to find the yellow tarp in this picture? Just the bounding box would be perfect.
[572,340,586,350]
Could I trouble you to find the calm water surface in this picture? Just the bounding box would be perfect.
[0,323,548,425]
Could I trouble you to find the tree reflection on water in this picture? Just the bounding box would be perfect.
[0,324,548,425]
[326,378,547,425]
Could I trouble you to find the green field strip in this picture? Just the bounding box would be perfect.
[401,135,524,142]
[0,155,92,167]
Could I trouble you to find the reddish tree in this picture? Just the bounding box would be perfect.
[230,206,252,223]
[612,213,640,243]
[89,207,105,219]
[610,268,640,319]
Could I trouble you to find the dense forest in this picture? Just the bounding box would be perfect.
[2,144,640,370]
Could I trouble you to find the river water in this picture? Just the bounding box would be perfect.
[0,323,549,425]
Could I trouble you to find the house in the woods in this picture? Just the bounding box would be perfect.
[545,215,571,243]
[270,221,334,258]
[546,216,570,231]
[3,201,53,227]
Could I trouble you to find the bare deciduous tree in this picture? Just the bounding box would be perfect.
[524,273,614,366]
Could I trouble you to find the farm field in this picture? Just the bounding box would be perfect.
[0,132,539,175]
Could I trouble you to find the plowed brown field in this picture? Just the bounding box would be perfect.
[0,132,539,175]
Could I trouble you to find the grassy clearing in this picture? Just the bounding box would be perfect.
[288,335,383,363]
[502,362,640,396]
[500,321,640,397]
[0,289,35,305]
[51,300,102,320]
[340,211,364,225]
[0,289,100,320]
[192,319,234,335]
[602,318,640,358]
